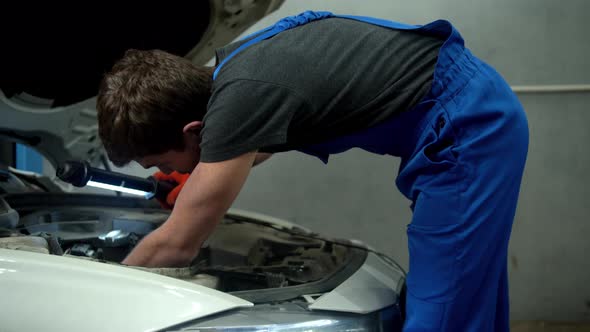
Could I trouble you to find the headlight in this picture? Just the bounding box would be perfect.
[164,305,401,332]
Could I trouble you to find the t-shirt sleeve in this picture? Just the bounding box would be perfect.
[199,78,310,163]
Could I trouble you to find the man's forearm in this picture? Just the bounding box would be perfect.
[123,152,257,268]
[122,223,198,267]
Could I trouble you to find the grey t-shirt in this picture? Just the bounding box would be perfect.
[200,17,444,162]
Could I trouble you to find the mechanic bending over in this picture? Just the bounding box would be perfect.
[96,11,529,332]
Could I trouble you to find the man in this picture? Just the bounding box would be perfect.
[96,10,528,332]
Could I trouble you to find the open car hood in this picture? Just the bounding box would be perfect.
[0,1,284,169]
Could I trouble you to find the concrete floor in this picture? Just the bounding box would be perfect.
[512,322,590,332]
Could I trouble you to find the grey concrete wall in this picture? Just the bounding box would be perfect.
[102,0,589,321]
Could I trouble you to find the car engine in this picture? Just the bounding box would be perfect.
[0,194,357,294]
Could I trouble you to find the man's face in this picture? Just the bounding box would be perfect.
[137,123,202,174]
[137,147,200,174]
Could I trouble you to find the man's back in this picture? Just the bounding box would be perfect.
[201,18,444,163]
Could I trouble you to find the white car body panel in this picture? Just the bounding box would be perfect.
[309,252,404,314]
[0,248,253,332]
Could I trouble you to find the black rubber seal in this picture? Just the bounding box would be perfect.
[229,247,367,303]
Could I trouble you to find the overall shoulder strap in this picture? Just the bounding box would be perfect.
[213,10,334,80]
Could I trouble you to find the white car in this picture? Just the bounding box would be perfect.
[0,2,406,331]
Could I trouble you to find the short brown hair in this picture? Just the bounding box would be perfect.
[97,49,212,166]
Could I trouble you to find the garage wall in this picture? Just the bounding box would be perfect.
[104,0,590,322]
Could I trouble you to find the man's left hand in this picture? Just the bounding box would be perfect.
[152,171,191,209]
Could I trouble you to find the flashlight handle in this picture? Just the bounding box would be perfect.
[150,177,176,202]
[57,160,156,193]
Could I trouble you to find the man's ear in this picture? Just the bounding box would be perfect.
[183,121,203,134]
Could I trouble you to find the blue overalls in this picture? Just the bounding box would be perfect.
[213,11,529,332]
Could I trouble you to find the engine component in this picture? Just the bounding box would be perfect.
[98,230,138,247]
[96,229,139,262]
[0,236,49,254]
[31,232,64,255]
[69,243,96,257]
[0,198,19,228]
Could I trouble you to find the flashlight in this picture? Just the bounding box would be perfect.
[56,160,175,200]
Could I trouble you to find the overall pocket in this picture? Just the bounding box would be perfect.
[403,108,465,302]
[406,191,462,302]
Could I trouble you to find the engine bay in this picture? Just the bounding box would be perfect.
[0,194,359,296]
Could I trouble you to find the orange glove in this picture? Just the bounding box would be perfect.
[152,171,191,209]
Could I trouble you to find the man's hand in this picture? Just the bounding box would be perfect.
[152,171,191,209]
[122,151,257,268]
